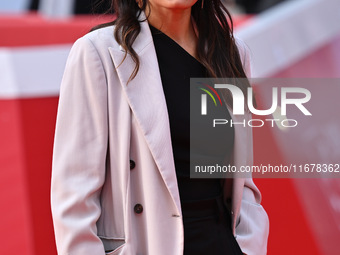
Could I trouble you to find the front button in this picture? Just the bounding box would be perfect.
[134,204,143,214]
[130,160,136,170]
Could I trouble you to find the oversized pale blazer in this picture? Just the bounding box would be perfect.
[51,11,269,255]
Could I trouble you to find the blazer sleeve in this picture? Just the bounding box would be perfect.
[236,171,270,255]
[234,37,270,255]
[51,36,108,255]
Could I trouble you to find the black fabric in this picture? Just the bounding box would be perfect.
[150,24,234,201]
[182,195,243,255]
[150,24,241,255]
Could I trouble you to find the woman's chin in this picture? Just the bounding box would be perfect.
[149,0,199,10]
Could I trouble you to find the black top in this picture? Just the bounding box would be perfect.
[150,25,234,202]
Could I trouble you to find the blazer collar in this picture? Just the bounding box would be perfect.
[108,11,182,214]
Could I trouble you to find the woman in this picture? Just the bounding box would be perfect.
[51,0,269,254]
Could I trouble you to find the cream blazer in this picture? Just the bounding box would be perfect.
[51,12,269,255]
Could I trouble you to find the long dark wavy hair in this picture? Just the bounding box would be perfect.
[92,0,251,107]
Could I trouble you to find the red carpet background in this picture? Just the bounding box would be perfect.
[1,1,340,254]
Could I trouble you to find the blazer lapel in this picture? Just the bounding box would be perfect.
[108,13,181,214]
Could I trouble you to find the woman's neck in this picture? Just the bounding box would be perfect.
[146,4,198,58]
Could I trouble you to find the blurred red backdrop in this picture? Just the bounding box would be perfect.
[1,11,340,255]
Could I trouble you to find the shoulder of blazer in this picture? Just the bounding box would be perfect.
[81,25,121,52]
[79,15,154,58]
